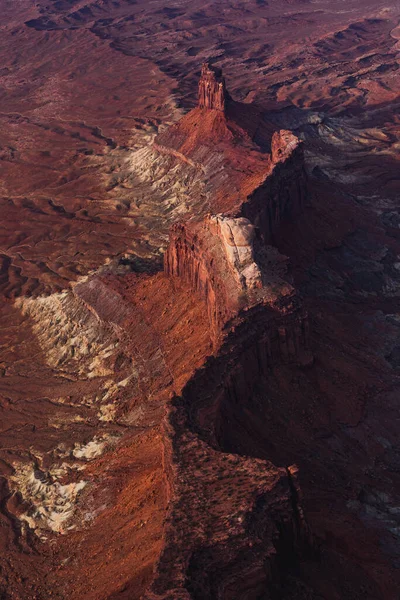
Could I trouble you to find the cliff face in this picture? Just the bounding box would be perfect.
[240,130,307,244]
[152,66,317,598]
[165,216,267,340]
[143,262,313,599]
[36,265,312,600]
[10,62,314,600]
[164,214,310,361]
[147,61,319,594]
[146,413,311,600]
[198,62,230,112]
[164,220,237,341]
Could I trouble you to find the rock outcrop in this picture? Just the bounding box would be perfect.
[144,258,313,599]
[152,64,307,247]
[152,71,316,595]
[210,216,262,290]
[198,62,230,112]
[164,219,240,340]
[271,129,301,163]
[146,419,311,599]
[1,61,314,600]
[150,64,317,597]
[241,130,307,243]
[164,214,311,363]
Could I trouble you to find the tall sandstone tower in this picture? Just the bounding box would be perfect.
[198,63,230,111]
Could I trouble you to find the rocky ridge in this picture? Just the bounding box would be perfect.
[141,65,316,598]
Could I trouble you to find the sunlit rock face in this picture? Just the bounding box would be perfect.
[271,130,301,163]
[210,215,262,290]
[198,63,230,112]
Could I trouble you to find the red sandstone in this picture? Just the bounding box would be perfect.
[1,1,400,599]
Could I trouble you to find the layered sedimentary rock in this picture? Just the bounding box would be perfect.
[164,217,256,338]
[162,64,308,341]
[164,214,310,362]
[1,60,316,600]
[148,63,318,597]
[240,130,307,243]
[211,216,262,290]
[150,66,308,251]
[18,261,311,600]
[149,226,313,598]
[198,62,230,112]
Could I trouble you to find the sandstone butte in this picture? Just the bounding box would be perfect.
[2,59,400,600]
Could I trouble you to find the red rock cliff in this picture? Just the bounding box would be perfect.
[198,62,230,112]
[164,219,240,342]
[145,300,313,600]
[149,65,313,599]
[240,130,307,244]
[164,215,311,366]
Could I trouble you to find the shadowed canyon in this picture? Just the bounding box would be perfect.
[1,0,400,598]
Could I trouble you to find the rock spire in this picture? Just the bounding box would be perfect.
[198,62,230,111]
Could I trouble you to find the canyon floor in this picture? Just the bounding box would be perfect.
[1,0,400,598]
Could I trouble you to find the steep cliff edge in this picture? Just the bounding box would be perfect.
[164,215,310,361]
[160,65,308,342]
[151,202,314,597]
[240,130,307,243]
[2,1,400,596]
[142,54,400,596]
[50,263,312,600]
[144,66,317,598]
